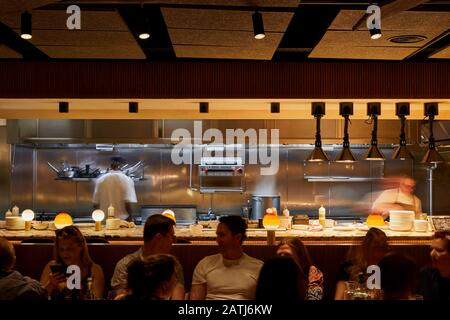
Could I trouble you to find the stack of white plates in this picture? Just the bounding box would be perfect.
[389,210,415,231]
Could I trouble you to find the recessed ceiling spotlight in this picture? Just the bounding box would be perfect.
[388,35,427,44]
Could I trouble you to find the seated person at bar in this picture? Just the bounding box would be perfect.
[372,175,422,219]
[190,215,263,300]
[40,226,105,300]
[0,238,47,300]
[276,237,324,300]
[255,256,307,301]
[335,227,389,300]
[93,156,137,222]
[416,230,450,300]
[379,252,418,300]
[116,254,178,300]
[110,214,185,300]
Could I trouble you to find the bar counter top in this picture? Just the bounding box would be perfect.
[0,224,434,244]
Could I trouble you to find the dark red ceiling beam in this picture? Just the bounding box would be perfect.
[0,61,448,99]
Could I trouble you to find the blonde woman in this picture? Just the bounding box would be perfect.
[40,226,104,300]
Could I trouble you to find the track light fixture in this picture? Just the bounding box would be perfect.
[307,102,329,162]
[21,11,32,40]
[129,102,138,113]
[365,103,385,161]
[138,6,150,40]
[392,103,414,160]
[369,28,382,40]
[336,102,356,162]
[252,10,265,40]
[59,101,69,113]
[199,102,209,113]
[422,103,444,164]
[270,102,280,113]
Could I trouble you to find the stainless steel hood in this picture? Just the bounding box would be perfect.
[6,119,421,145]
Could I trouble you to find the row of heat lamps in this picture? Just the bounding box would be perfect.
[307,102,445,164]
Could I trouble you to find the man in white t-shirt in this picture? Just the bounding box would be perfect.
[372,176,422,219]
[93,157,137,221]
[190,215,263,300]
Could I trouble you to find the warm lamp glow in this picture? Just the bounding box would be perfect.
[262,208,280,230]
[367,214,385,227]
[21,209,35,222]
[54,212,73,229]
[162,209,176,222]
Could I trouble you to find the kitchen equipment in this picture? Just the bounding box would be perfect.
[199,157,244,193]
[251,195,280,220]
[141,205,196,226]
[47,162,80,179]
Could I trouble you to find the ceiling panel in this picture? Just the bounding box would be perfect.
[430,46,450,59]
[311,10,450,60]
[0,0,58,15]
[0,44,22,58]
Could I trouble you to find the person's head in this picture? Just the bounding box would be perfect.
[430,230,450,275]
[276,237,313,276]
[255,256,307,301]
[379,252,418,300]
[54,226,92,268]
[348,228,389,280]
[110,156,125,170]
[143,214,176,253]
[399,175,416,195]
[216,215,247,252]
[0,238,16,271]
[126,254,177,300]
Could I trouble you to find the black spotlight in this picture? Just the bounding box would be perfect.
[199,102,209,113]
[129,102,139,113]
[369,28,382,40]
[137,7,150,40]
[252,10,265,40]
[270,102,280,113]
[336,102,356,162]
[392,103,413,160]
[21,11,32,40]
[422,103,444,164]
[59,102,69,113]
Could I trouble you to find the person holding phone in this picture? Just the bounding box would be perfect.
[40,226,104,300]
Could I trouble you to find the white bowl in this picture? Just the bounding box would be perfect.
[32,221,49,230]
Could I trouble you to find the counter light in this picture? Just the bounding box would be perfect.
[22,209,34,231]
[92,209,105,231]
[392,103,413,160]
[307,102,329,162]
[336,102,356,162]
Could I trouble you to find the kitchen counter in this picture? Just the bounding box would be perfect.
[0,225,434,244]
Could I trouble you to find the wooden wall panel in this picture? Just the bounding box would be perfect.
[0,61,449,99]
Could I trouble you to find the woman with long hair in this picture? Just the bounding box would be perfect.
[335,227,389,300]
[276,237,324,300]
[40,226,104,300]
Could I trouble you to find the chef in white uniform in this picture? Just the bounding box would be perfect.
[93,157,137,221]
[372,175,422,219]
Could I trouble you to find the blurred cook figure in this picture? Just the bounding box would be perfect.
[93,156,137,221]
[372,175,422,219]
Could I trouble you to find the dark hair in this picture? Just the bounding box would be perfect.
[277,238,313,277]
[218,215,247,244]
[0,237,15,271]
[54,225,92,269]
[379,252,418,298]
[143,214,175,243]
[255,256,307,301]
[126,254,176,300]
[434,230,450,251]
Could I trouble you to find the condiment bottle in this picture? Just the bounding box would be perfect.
[12,206,19,216]
[282,207,290,217]
[318,205,326,227]
[107,205,115,219]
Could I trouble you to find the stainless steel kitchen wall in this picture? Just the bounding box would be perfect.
[0,124,10,215]
[8,144,449,218]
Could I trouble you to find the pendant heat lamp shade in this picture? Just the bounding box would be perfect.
[336,103,356,162]
[393,103,413,160]
[252,11,265,39]
[365,103,385,161]
[21,11,32,40]
[307,102,329,162]
[421,103,444,164]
